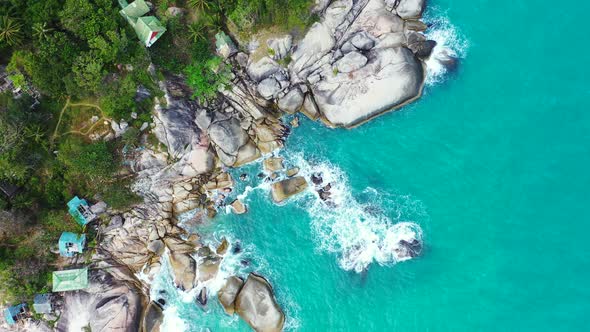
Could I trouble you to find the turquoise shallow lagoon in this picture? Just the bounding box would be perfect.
[153,0,590,330]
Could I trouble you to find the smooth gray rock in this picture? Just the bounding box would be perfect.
[209,118,249,156]
[257,77,281,100]
[153,101,199,158]
[313,47,424,128]
[350,31,375,50]
[395,0,426,19]
[90,201,107,214]
[335,51,368,73]
[290,22,335,76]
[278,88,304,113]
[235,273,285,332]
[267,35,293,60]
[247,57,281,82]
[195,109,213,130]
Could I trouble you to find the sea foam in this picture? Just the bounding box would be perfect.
[424,8,469,85]
[285,153,426,273]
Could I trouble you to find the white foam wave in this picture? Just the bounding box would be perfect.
[160,305,188,332]
[424,9,469,85]
[284,153,426,273]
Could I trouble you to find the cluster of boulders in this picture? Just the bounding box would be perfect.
[56,268,144,332]
[218,273,285,332]
[86,1,436,331]
[240,0,433,128]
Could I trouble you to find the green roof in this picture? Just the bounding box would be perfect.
[52,268,89,292]
[120,0,150,18]
[135,16,166,47]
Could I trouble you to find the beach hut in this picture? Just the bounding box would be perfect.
[67,196,96,226]
[52,268,89,292]
[58,232,86,257]
[3,303,27,326]
[119,0,166,47]
[33,294,52,314]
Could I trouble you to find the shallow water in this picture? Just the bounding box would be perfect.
[151,0,590,330]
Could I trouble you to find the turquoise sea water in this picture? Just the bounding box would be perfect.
[152,1,590,331]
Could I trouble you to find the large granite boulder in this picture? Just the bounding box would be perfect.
[257,77,282,100]
[235,273,285,332]
[56,269,143,332]
[248,57,281,82]
[209,118,253,166]
[169,252,197,291]
[271,176,309,203]
[286,0,427,128]
[218,276,245,315]
[196,247,221,283]
[153,101,199,158]
[395,0,426,19]
[335,51,368,73]
[313,46,424,127]
[142,302,163,332]
[278,87,305,113]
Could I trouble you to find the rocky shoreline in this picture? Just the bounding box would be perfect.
[54,1,438,331]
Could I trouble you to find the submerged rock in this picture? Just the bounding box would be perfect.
[235,273,285,332]
[218,276,244,315]
[264,157,284,172]
[197,287,208,306]
[271,176,309,203]
[216,237,229,255]
[231,199,247,214]
[286,167,300,177]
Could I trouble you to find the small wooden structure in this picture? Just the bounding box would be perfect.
[67,196,96,226]
[3,303,27,326]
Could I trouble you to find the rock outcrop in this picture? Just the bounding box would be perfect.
[235,273,285,332]
[218,276,244,315]
[271,176,309,203]
[56,269,143,332]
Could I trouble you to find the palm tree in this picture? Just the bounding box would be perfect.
[0,16,23,46]
[188,21,206,42]
[187,0,211,13]
[32,22,54,41]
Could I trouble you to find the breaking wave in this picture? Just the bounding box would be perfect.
[423,8,469,85]
[284,153,427,273]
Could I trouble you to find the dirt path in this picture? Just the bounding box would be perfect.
[50,98,109,146]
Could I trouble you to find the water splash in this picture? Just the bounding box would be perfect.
[423,7,470,85]
[282,153,427,273]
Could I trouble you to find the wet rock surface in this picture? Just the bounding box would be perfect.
[235,273,285,332]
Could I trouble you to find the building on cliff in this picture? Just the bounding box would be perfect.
[59,232,86,257]
[67,196,96,227]
[52,268,89,292]
[118,0,166,47]
[3,303,27,326]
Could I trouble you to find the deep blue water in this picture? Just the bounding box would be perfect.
[152,1,590,330]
